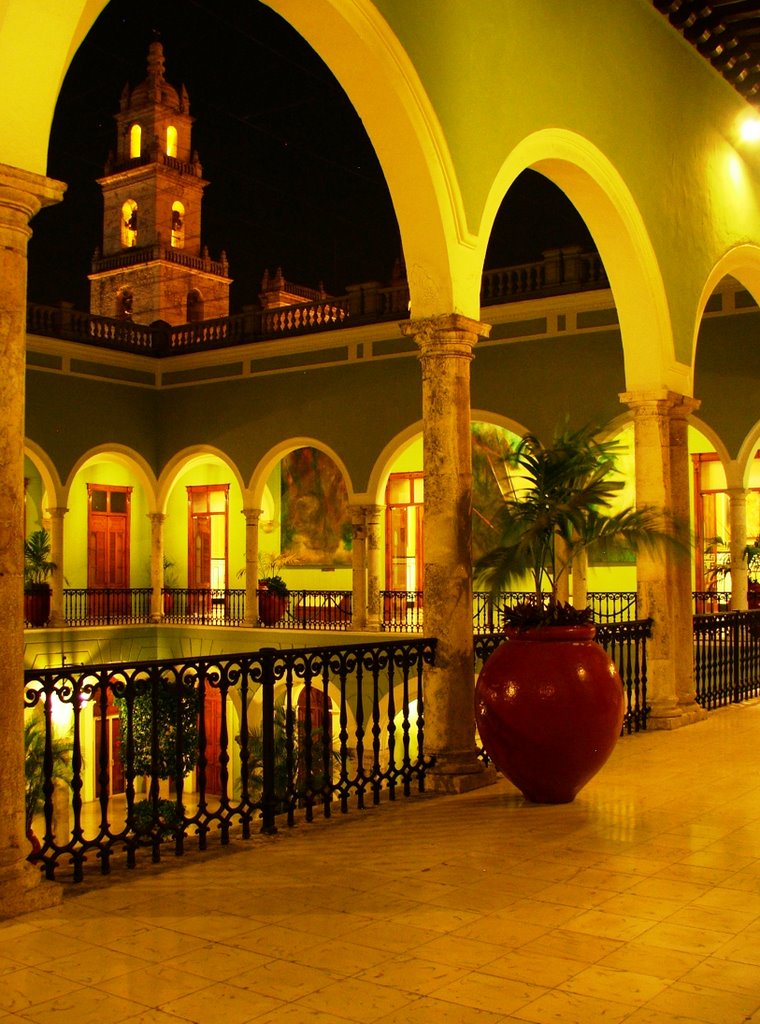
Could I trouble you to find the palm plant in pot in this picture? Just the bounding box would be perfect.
[473,421,684,804]
[24,528,57,627]
[257,551,291,626]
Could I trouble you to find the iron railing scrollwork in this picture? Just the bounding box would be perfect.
[24,637,436,882]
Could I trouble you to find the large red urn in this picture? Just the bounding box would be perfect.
[474,625,624,803]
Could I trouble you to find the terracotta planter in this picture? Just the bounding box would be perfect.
[24,584,51,628]
[474,624,624,803]
[257,585,288,626]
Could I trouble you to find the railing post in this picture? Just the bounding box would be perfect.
[259,648,278,835]
[732,612,742,703]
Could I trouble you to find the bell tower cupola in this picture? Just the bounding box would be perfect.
[89,41,231,325]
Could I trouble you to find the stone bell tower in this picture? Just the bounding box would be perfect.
[89,41,231,325]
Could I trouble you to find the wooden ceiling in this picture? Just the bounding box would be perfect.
[654,1,760,100]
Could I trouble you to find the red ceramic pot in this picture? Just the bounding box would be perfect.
[474,624,624,803]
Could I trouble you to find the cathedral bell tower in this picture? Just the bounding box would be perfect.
[89,41,231,325]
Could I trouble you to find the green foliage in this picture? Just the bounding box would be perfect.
[130,797,184,838]
[239,697,336,806]
[744,536,760,581]
[257,552,290,595]
[474,422,686,612]
[24,713,72,832]
[116,680,200,780]
[24,529,57,587]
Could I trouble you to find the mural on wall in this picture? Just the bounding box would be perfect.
[281,447,352,566]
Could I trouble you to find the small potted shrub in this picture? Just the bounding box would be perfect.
[257,552,290,626]
[162,557,178,616]
[24,529,57,627]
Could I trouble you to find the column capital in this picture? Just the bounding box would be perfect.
[0,163,66,227]
[401,312,491,358]
[241,507,264,525]
[147,511,167,525]
[619,389,700,418]
[45,506,68,520]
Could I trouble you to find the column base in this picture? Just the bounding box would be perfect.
[647,701,708,730]
[0,861,61,920]
[428,750,499,794]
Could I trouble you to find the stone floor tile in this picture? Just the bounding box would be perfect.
[636,921,733,957]
[558,963,669,1005]
[232,959,343,1001]
[295,977,415,1022]
[640,980,760,1024]
[596,941,703,982]
[20,985,144,1024]
[507,986,633,1024]
[561,907,655,942]
[478,948,584,988]
[94,960,212,1006]
[419,970,546,1016]
[159,980,282,1023]
[162,941,273,982]
[678,955,760,995]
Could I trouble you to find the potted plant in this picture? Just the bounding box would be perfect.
[115,678,199,841]
[162,556,178,616]
[24,528,57,628]
[257,552,290,626]
[744,537,760,609]
[473,421,683,803]
[24,713,72,856]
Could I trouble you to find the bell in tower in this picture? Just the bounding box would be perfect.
[89,41,231,325]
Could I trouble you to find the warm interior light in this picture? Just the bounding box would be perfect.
[740,115,760,143]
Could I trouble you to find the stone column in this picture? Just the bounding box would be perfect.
[242,508,263,627]
[46,507,68,627]
[0,163,66,916]
[365,505,384,631]
[148,512,166,622]
[572,548,588,610]
[621,390,706,728]
[401,313,493,791]
[350,505,368,631]
[728,488,748,611]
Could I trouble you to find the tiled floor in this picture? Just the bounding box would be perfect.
[3,701,760,1023]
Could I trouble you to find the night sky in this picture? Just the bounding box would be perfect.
[27,0,593,313]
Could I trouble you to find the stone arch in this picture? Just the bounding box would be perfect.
[23,441,64,510]
[186,287,203,321]
[697,244,760,317]
[737,425,760,489]
[157,446,246,514]
[480,129,679,394]
[263,0,478,318]
[248,437,355,508]
[64,444,158,510]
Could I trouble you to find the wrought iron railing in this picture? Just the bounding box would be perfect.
[162,588,246,626]
[693,590,729,615]
[473,591,638,633]
[693,609,760,709]
[258,589,353,630]
[474,619,653,734]
[381,591,424,633]
[23,637,436,882]
[64,588,153,626]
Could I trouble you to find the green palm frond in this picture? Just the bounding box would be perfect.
[473,421,688,607]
